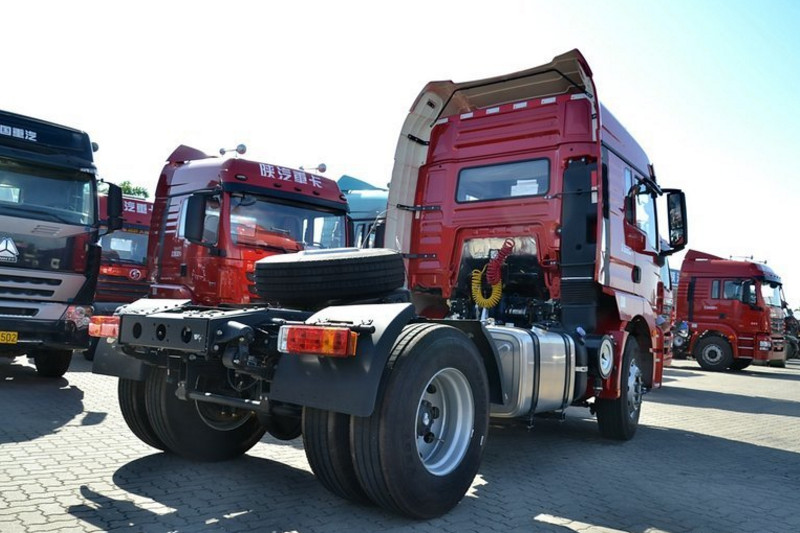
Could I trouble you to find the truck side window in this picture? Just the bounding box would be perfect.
[203,198,221,244]
[711,280,720,299]
[723,280,742,300]
[635,185,657,249]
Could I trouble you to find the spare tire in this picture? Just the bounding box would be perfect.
[255,247,405,308]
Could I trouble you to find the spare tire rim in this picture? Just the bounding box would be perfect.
[415,367,474,476]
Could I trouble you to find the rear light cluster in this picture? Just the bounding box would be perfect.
[89,316,120,339]
[278,325,357,357]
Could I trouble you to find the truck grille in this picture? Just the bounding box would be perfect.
[95,275,149,302]
[0,273,62,298]
[0,306,38,317]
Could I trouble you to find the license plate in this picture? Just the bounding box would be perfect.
[0,331,18,344]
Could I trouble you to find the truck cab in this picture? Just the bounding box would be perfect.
[0,109,122,377]
[674,249,786,370]
[148,145,350,306]
[95,194,152,314]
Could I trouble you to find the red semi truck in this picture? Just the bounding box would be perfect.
[85,194,153,359]
[672,249,786,370]
[92,50,688,518]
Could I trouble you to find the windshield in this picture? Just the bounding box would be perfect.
[229,193,347,250]
[760,281,783,307]
[99,229,148,265]
[0,159,95,225]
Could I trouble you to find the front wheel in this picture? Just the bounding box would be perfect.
[596,336,644,440]
[83,337,100,361]
[32,349,73,378]
[144,367,266,461]
[694,336,734,371]
[351,323,489,519]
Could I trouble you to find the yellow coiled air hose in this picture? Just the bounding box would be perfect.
[471,266,502,308]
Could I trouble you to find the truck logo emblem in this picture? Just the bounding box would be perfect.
[129,269,143,280]
[0,237,19,263]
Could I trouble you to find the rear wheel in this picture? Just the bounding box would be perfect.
[596,337,643,440]
[118,378,166,450]
[302,407,370,503]
[351,323,489,519]
[32,349,73,378]
[694,336,733,372]
[144,367,266,461]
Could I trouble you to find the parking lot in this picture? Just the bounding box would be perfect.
[1,355,799,533]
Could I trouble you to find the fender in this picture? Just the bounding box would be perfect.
[269,302,416,417]
[689,326,738,356]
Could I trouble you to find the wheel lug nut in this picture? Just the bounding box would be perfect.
[427,384,437,394]
[423,432,435,443]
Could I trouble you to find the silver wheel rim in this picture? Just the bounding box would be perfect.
[415,368,474,476]
[626,358,643,420]
[702,344,723,364]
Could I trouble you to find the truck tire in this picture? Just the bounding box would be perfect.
[144,367,266,461]
[596,337,643,440]
[302,407,370,504]
[729,359,752,371]
[32,349,73,378]
[694,336,733,371]
[254,248,405,308]
[118,378,166,451]
[83,337,99,361]
[786,339,798,359]
[351,323,490,519]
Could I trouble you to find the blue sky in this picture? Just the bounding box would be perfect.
[5,0,800,302]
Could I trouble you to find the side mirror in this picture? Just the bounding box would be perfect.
[184,193,207,244]
[106,184,124,231]
[666,190,687,252]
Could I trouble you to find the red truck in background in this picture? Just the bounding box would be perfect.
[85,194,153,360]
[92,50,688,518]
[672,249,786,370]
[143,145,350,305]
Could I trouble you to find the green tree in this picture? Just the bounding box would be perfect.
[119,180,150,199]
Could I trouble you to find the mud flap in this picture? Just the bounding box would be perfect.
[92,340,148,381]
[269,302,416,417]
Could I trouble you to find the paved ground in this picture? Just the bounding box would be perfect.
[1,354,799,533]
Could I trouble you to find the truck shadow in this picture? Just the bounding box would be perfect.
[68,453,411,532]
[470,418,800,533]
[646,385,800,417]
[64,417,800,533]
[0,359,85,444]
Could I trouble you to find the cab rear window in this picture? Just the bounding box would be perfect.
[456,159,549,203]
